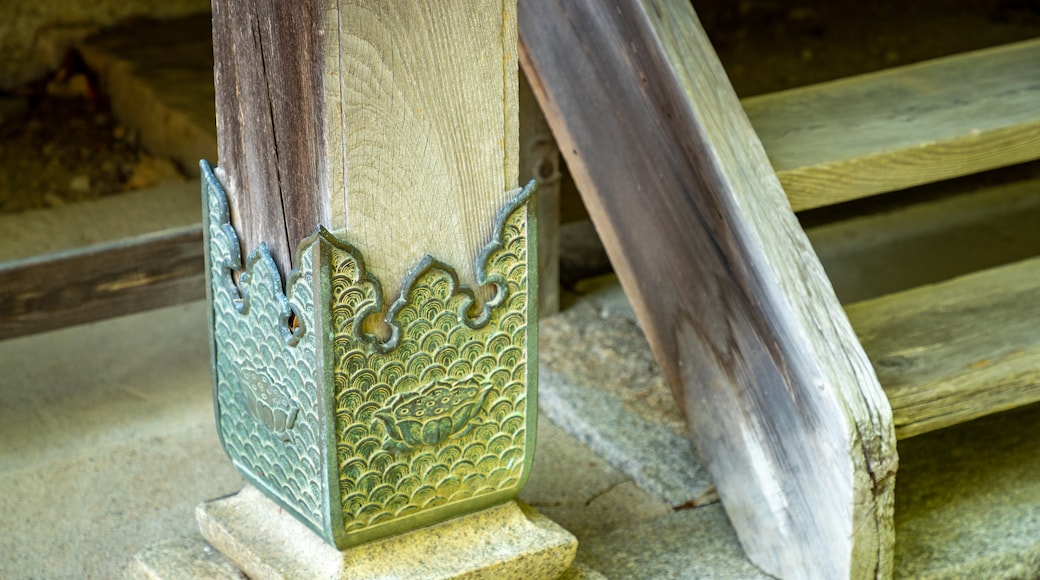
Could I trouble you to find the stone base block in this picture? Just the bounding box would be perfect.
[196,485,578,580]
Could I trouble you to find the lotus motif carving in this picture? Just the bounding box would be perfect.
[238,368,299,442]
[376,377,492,454]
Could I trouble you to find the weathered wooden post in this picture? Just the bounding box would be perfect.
[520,1,896,578]
[197,1,576,576]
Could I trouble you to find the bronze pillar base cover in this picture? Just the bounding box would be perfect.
[201,161,538,549]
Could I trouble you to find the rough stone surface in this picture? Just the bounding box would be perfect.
[0,296,645,579]
[0,302,243,580]
[894,402,1040,579]
[538,298,715,508]
[127,532,603,580]
[126,536,246,580]
[575,505,772,579]
[6,292,1040,579]
[520,418,672,541]
[570,274,639,324]
[558,561,609,580]
[198,486,578,580]
[123,415,633,580]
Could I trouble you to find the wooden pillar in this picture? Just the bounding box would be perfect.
[202,0,552,557]
[212,0,519,300]
[211,0,325,281]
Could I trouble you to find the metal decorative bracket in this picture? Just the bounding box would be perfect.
[201,161,538,549]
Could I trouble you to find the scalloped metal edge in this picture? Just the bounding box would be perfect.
[201,160,539,548]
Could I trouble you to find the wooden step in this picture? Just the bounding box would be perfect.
[743,38,1040,211]
[807,175,1040,304]
[847,256,1040,439]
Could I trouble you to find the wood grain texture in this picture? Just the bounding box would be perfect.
[744,38,1040,211]
[519,1,897,578]
[325,0,519,298]
[0,227,205,340]
[213,0,519,297]
[520,70,561,316]
[807,177,1040,304]
[211,0,328,280]
[847,256,1040,439]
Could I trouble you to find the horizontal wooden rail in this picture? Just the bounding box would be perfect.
[0,226,205,340]
[744,38,1040,211]
[848,256,1040,439]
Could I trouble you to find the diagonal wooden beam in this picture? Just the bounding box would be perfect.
[519,1,897,577]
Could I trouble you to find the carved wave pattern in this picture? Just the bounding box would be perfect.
[204,160,533,542]
[329,197,530,535]
[204,166,326,532]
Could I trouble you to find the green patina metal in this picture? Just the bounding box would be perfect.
[201,160,538,548]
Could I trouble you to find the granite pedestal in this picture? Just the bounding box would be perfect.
[196,485,577,579]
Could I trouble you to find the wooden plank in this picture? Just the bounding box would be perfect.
[847,256,1040,439]
[212,0,519,300]
[519,1,896,578]
[744,38,1040,211]
[806,176,1040,304]
[520,70,561,316]
[0,226,205,340]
